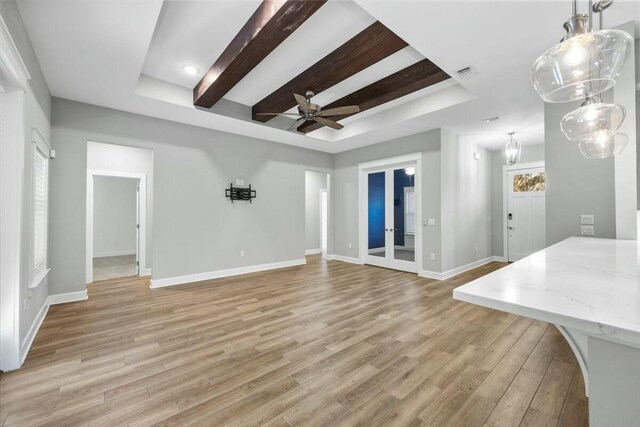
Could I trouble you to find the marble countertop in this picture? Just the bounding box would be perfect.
[453,237,640,347]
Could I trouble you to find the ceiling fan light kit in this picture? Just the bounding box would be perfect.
[530,0,632,159]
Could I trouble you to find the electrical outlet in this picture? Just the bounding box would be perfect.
[236,179,244,186]
[23,299,27,312]
[348,243,352,249]
[474,246,478,252]
[581,214,595,225]
[430,253,436,261]
[581,225,595,236]
[240,250,245,257]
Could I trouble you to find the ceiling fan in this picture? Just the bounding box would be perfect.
[255,90,360,132]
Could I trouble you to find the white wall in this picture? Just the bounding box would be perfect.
[305,171,328,251]
[0,0,52,368]
[440,130,492,272]
[87,142,154,266]
[50,98,333,295]
[93,176,138,257]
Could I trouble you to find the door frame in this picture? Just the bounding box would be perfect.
[502,161,545,262]
[305,168,332,258]
[86,170,147,284]
[319,189,328,254]
[358,153,422,274]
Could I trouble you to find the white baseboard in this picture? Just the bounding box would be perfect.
[305,248,322,255]
[48,290,88,305]
[20,298,49,365]
[149,259,307,289]
[492,256,507,262]
[326,254,364,265]
[419,256,496,281]
[140,268,152,277]
[93,249,136,258]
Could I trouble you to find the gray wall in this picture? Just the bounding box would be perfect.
[0,1,52,356]
[49,98,332,295]
[333,129,442,271]
[490,144,545,258]
[545,99,616,245]
[87,141,154,268]
[304,171,328,251]
[440,131,492,272]
[93,177,138,257]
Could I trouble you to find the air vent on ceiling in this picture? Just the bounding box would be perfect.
[456,66,476,79]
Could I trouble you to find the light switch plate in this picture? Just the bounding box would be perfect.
[581,225,595,236]
[581,214,594,225]
[430,253,436,261]
[236,179,245,186]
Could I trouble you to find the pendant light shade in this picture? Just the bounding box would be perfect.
[531,28,632,103]
[560,99,626,141]
[503,132,521,165]
[577,132,628,159]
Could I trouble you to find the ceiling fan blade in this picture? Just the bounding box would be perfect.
[314,116,344,130]
[317,105,360,117]
[293,93,310,113]
[288,117,308,131]
[255,112,301,116]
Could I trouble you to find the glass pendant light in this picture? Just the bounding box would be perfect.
[503,132,521,165]
[560,95,626,141]
[530,1,633,103]
[577,131,628,158]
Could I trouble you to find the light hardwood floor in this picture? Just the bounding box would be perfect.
[0,255,587,426]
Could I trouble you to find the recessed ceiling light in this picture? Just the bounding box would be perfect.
[183,65,198,75]
[483,116,499,123]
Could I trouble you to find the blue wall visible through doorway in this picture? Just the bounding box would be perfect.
[367,170,414,250]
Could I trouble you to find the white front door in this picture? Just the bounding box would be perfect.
[507,167,546,262]
[364,166,417,273]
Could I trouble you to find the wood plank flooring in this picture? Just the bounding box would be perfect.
[0,255,588,426]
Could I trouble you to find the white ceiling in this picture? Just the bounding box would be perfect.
[17,0,640,153]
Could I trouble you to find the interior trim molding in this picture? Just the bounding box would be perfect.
[492,256,507,262]
[93,249,137,258]
[0,13,30,89]
[20,298,49,366]
[305,248,322,255]
[420,256,496,281]
[48,290,89,305]
[326,254,364,265]
[140,268,152,277]
[149,259,307,289]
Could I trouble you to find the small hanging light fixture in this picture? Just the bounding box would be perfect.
[503,132,521,165]
[560,95,626,142]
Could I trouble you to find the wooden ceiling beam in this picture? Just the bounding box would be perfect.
[252,21,407,122]
[298,59,450,133]
[193,0,327,109]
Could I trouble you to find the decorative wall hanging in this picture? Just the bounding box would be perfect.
[225,183,256,203]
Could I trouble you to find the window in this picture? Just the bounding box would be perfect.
[404,187,416,234]
[32,145,48,277]
[513,172,545,192]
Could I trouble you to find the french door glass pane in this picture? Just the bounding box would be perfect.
[393,168,415,262]
[368,172,386,258]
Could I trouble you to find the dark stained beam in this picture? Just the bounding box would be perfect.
[298,59,450,133]
[252,21,407,122]
[194,0,327,109]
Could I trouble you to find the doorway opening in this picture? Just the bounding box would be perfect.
[305,170,330,258]
[359,153,422,273]
[86,170,148,283]
[503,162,546,262]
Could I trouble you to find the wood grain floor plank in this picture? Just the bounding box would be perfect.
[0,257,586,425]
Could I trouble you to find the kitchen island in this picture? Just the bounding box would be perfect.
[453,237,640,427]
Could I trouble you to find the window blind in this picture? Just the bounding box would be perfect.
[33,147,48,273]
[405,188,416,234]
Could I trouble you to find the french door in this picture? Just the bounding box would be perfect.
[507,166,546,262]
[364,165,417,273]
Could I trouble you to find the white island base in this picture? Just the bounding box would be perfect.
[453,237,640,427]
